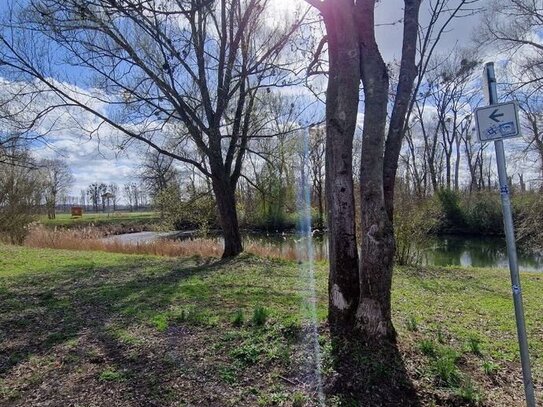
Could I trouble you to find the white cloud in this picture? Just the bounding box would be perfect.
[0,78,143,200]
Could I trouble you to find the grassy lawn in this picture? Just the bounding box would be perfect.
[39,211,160,228]
[1,245,542,406]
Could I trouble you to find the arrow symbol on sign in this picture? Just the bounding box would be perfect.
[489,109,504,123]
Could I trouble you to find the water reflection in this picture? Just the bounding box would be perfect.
[242,233,543,272]
[420,235,543,271]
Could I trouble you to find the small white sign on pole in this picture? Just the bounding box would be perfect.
[474,101,521,142]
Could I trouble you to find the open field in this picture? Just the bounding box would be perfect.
[1,245,542,406]
[39,211,160,228]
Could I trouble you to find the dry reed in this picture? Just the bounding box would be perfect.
[245,240,299,261]
[24,226,324,261]
[25,226,224,258]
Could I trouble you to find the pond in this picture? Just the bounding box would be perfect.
[242,233,543,272]
[420,235,543,271]
[111,230,543,272]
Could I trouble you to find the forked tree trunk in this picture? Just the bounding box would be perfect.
[211,173,243,258]
[310,0,421,345]
[322,0,361,337]
[355,0,396,342]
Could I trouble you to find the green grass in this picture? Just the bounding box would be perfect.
[99,368,126,382]
[252,306,268,327]
[1,244,543,405]
[482,360,499,376]
[232,309,245,327]
[39,211,160,228]
[392,266,543,372]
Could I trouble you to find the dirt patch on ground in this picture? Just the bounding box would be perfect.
[2,323,328,406]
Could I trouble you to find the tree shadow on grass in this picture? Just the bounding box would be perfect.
[0,255,238,405]
[326,335,421,406]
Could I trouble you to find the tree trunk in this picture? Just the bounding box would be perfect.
[383,0,422,219]
[317,181,324,230]
[211,173,243,258]
[322,0,361,337]
[356,0,396,342]
[454,137,461,191]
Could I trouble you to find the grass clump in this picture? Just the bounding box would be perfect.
[431,348,461,387]
[232,309,244,327]
[467,335,483,356]
[405,315,418,332]
[172,307,219,327]
[436,326,445,344]
[417,339,436,357]
[457,378,484,405]
[252,306,268,327]
[231,342,261,365]
[218,365,238,384]
[99,368,125,382]
[291,391,307,407]
[482,360,499,376]
[151,314,169,332]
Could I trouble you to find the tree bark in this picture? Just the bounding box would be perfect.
[321,0,361,337]
[355,0,396,342]
[211,172,243,258]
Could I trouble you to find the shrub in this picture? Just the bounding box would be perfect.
[394,193,441,266]
[436,188,465,232]
[464,192,502,235]
[154,185,217,235]
[0,155,41,244]
[514,191,543,250]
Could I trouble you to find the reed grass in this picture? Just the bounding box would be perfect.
[25,226,223,258]
[23,226,311,261]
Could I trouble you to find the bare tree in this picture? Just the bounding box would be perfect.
[108,183,119,211]
[79,189,86,209]
[477,0,543,91]
[427,53,479,191]
[0,0,306,257]
[139,150,179,200]
[0,149,42,243]
[87,183,106,212]
[308,126,325,229]
[123,182,145,211]
[514,92,543,187]
[123,183,135,212]
[401,120,429,197]
[40,158,74,219]
[412,94,444,192]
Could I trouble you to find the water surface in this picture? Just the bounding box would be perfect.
[244,233,543,272]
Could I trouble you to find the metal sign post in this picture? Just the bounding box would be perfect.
[480,62,536,407]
